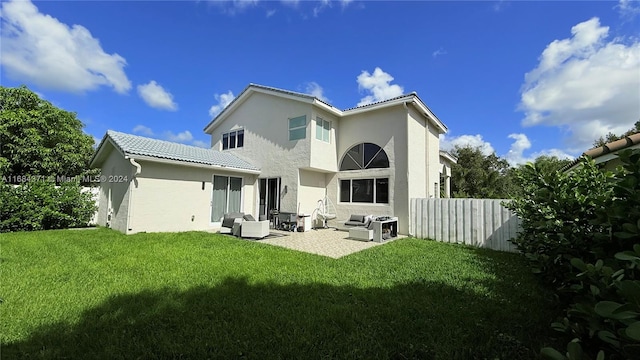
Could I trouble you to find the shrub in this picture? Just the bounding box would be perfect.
[507,149,640,359]
[506,156,614,294]
[0,179,96,232]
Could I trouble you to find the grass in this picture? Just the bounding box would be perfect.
[1,228,560,359]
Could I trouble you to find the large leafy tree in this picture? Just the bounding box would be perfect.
[450,146,516,199]
[524,155,572,174]
[0,86,97,231]
[0,86,95,178]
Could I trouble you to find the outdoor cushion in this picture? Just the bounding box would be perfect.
[222,212,244,228]
[243,214,256,221]
[344,214,372,227]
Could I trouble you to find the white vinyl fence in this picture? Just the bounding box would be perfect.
[409,198,520,252]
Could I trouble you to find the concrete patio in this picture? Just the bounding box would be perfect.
[253,228,404,259]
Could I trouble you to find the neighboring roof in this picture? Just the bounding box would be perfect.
[90,130,260,173]
[203,83,448,134]
[562,132,640,171]
[439,150,458,164]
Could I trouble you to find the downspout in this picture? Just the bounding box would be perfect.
[125,157,142,234]
[129,157,142,176]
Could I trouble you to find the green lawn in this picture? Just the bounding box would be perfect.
[1,228,560,359]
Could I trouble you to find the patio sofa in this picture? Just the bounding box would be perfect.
[240,214,270,239]
[344,214,374,241]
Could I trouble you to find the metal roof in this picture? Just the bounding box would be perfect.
[94,130,259,172]
[341,93,416,112]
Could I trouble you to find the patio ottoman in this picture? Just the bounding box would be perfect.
[349,227,373,241]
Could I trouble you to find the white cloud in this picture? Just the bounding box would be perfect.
[519,17,640,151]
[0,0,131,94]
[305,82,330,102]
[266,9,276,17]
[164,130,193,143]
[432,48,447,58]
[493,0,509,12]
[356,67,404,106]
[617,0,640,20]
[313,0,331,17]
[209,90,236,118]
[440,134,496,156]
[212,0,259,15]
[192,140,210,148]
[132,125,155,136]
[137,81,178,111]
[132,126,209,148]
[504,133,532,165]
[340,0,353,8]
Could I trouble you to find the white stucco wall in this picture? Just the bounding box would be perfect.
[427,124,442,197]
[309,109,339,172]
[126,160,255,234]
[208,92,317,215]
[328,105,405,231]
[407,107,428,199]
[97,146,134,233]
[406,106,442,199]
[298,169,327,216]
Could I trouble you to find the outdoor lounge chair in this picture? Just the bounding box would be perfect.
[240,214,270,239]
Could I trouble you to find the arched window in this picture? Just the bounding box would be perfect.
[340,143,389,171]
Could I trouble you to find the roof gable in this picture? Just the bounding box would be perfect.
[90,130,259,172]
[203,84,342,133]
[203,83,448,135]
[342,93,448,134]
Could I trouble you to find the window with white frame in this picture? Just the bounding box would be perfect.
[315,117,330,142]
[222,129,244,150]
[339,178,389,204]
[289,115,306,141]
[339,143,389,171]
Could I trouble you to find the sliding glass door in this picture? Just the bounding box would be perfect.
[258,177,280,221]
[211,175,242,223]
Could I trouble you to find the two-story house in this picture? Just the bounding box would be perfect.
[91,84,453,234]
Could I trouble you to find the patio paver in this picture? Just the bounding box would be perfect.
[254,228,404,258]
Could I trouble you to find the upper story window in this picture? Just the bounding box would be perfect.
[315,117,331,142]
[340,143,389,171]
[289,115,306,141]
[222,128,244,150]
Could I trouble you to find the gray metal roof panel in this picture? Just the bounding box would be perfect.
[106,130,259,171]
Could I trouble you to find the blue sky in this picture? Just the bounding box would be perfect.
[1,0,639,165]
